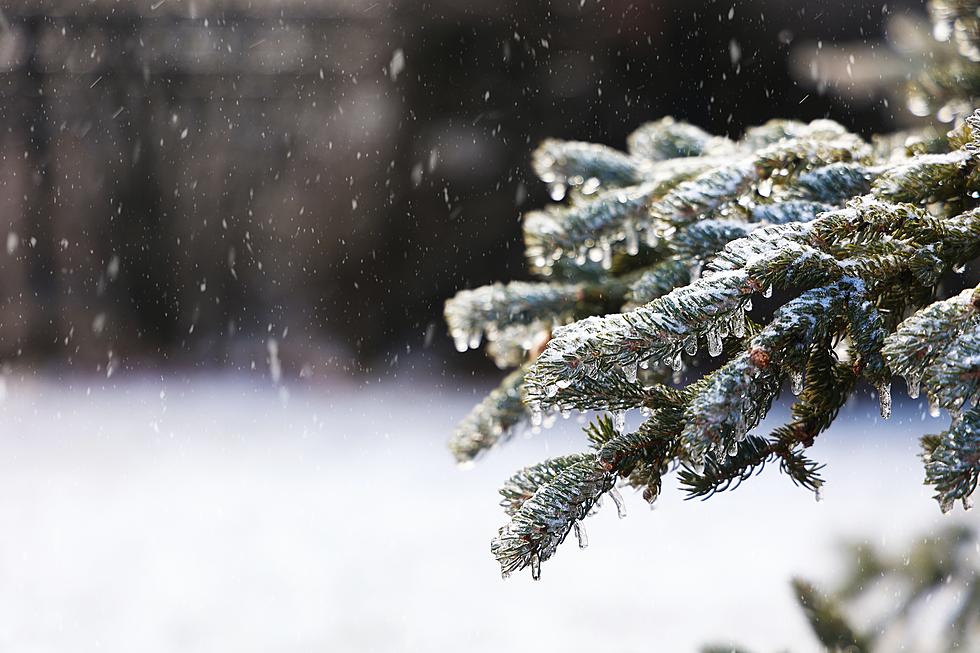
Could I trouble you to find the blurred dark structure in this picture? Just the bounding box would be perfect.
[0,0,924,375]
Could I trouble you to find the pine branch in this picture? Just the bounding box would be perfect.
[791,579,871,653]
[922,408,980,512]
[447,100,980,578]
[450,366,529,463]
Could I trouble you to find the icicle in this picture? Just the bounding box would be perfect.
[624,221,640,256]
[762,285,773,298]
[906,375,921,400]
[939,496,955,514]
[929,397,941,418]
[706,329,723,357]
[814,487,823,503]
[790,369,804,396]
[717,321,730,339]
[612,410,626,433]
[731,307,746,338]
[530,553,542,580]
[542,410,558,429]
[690,456,706,476]
[530,404,544,427]
[623,363,638,383]
[684,335,698,357]
[573,522,589,549]
[601,242,613,270]
[688,260,703,281]
[669,350,683,371]
[877,381,892,419]
[608,487,627,519]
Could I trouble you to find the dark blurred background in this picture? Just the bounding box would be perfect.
[0,0,926,378]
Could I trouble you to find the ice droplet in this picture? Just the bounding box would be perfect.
[542,410,557,429]
[877,381,892,419]
[468,331,483,350]
[609,487,627,519]
[744,297,753,312]
[624,221,640,256]
[814,487,823,503]
[939,496,954,514]
[601,243,613,270]
[906,375,921,400]
[530,405,544,427]
[622,363,638,383]
[929,397,941,418]
[790,370,804,396]
[706,329,723,357]
[573,522,589,549]
[549,183,567,201]
[612,410,626,433]
[762,285,773,298]
[684,335,698,357]
[530,553,542,580]
[731,308,746,338]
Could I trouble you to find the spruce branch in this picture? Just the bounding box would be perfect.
[791,579,871,653]
[922,409,980,512]
[450,366,529,463]
[447,99,980,577]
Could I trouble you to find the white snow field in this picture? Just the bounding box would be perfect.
[0,371,972,653]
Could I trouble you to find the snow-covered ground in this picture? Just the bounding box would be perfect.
[0,371,971,652]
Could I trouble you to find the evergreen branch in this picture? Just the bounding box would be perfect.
[498,452,595,517]
[450,367,529,463]
[626,116,718,161]
[522,182,666,270]
[882,285,980,398]
[532,139,643,189]
[625,258,691,307]
[672,220,756,260]
[789,162,875,203]
[678,435,777,499]
[791,579,871,653]
[524,270,757,412]
[444,281,583,354]
[679,282,856,465]
[491,456,615,578]
[922,408,980,512]
[926,326,980,411]
[871,149,976,203]
[748,200,832,224]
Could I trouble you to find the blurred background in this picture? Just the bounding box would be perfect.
[0,1,974,652]
[0,0,929,375]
